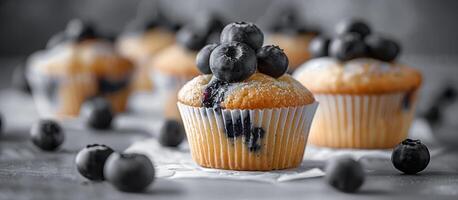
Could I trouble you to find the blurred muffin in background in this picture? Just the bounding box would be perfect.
[294,19,422,149]
[27,19,134,118]
[150,14,225,120]
[116,13,180,91]
[265,7,318,72]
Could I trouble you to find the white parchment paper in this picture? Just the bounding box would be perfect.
[126,119,434,183]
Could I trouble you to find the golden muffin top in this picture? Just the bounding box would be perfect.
[149,44,200,77]
[293,58,422,94]
[267,33,315,69]
[178,73,315,109]
[28,40,133,78]
[116,28,176,62]
[177,22,316,109]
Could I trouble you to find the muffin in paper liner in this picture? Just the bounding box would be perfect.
[26,40,134,118]
[309,91,418,149]
[294,57,422,148]
[177,102,318,171]
[27,70,132,118]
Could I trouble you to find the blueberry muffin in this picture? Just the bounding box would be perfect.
[27,19,134,118]
[294,19,422,149]
[177,22,318,171]
[151,16,225,119]
[116,16,180,91]
[265,8,318,71]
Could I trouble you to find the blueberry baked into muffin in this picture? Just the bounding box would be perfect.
[151,15,225,119]
[294,19,422,148]
[116,13,180,91]
[27,19,134,118]
[265,8,318,72]
[177,22,318,171]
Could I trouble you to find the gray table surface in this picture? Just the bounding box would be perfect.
[1,56,458,200]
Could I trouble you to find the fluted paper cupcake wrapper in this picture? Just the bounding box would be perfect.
[177,102,318,171]
[309,91,418,149]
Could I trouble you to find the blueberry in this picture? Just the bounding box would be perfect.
[336,19,371,38]
[256,45,288,78]
[201,77,229,108]
[30,119,65,151]
[159,119,186,147]
[12,63,31,94]
[75,144,114,181]
[196,43,219,74]
[366,35,401,62]
[65,19,97,42]
[176,26,207,51]
[104,153,155,192]
[309,36,331,58]
[325,156,365,193]
[209,42,257,82]
[220,22,264,50]
[329,33,368,61]
[391,139,430,174]
[80,98,114,130]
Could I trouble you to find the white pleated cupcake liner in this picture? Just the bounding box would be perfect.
[177,102,318,171]
[309,91,418,148]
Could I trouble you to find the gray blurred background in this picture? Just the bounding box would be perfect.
[1,0,458,112]
[1,0,458,56]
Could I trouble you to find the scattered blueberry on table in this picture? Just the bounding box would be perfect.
[75,144,114,181]
[159,119,186,147]
[391,139,430,174]
[104,153,155,193]
[80,98,114,130]
[30,119,65,151]
[325,156,365,193]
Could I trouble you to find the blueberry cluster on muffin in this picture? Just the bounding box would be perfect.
[294,19,422,149]
[265,7,319,71]
[309,19,400,62]
[177,22,318,171]
[27,19,134,118]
